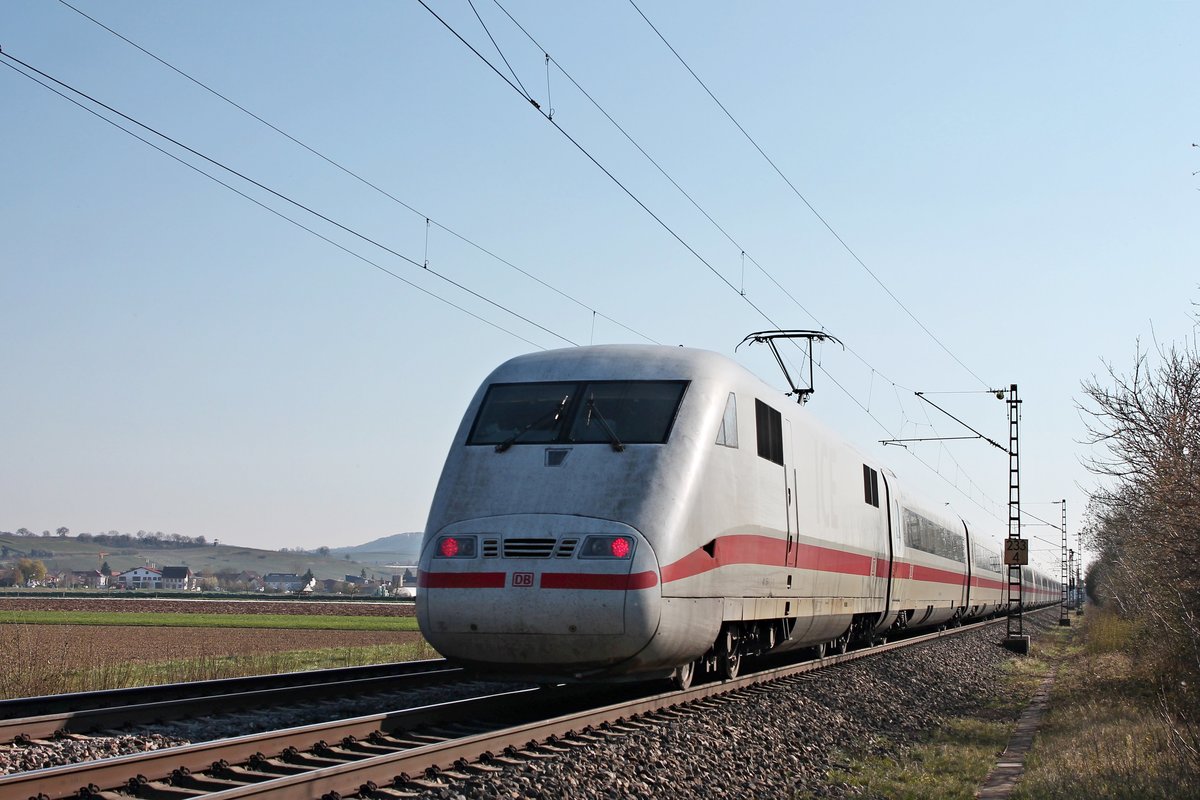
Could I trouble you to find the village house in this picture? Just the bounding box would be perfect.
[262,573,316,593]
[70,569,108,589]
[160,566,194,591]
[116,566,162,590]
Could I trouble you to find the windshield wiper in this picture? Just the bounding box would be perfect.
[495,395,570,452]
[585,397,625,452]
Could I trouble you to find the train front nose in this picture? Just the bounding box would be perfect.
[416,515,661,675]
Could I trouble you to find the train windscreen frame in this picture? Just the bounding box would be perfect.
[467,380,689,447]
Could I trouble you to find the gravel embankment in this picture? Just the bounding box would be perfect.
[137,678,535,744]
[411,612,1058,800]
[0,733,188,775]
[0,677,528,776]
[0,612,1057,794]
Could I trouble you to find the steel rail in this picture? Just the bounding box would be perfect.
[0,659,450,720]
[0,617,1014,800]
[0,686,555,800]
[0,665,466,742]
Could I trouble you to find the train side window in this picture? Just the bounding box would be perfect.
[754,399,783,465]
[902,507,966,563]
[862,465,880,507]
[715,392,739,448]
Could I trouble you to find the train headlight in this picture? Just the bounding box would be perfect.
[436,535,477,558]
[580,535,634,559]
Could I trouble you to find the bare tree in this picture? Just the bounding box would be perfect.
[1080,332,1200,743]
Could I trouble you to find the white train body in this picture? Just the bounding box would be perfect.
[417,345,1056,682]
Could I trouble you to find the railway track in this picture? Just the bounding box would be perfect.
[0,660,460,743]
[1,618,1008,800]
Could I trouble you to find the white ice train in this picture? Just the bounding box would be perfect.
[416,345,1058,687]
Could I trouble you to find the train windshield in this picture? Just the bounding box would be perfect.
[467,380,688,447]
[566,381,687,444]
[468,382,576,446]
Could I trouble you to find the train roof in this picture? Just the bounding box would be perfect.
[484,344,754,385]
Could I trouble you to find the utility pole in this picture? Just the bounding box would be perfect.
[1059,499,1071,626]
[1067,548,1075,612]
[1003,384,1030,654]
[1076,561,1084,615]
[874,380,1031,652]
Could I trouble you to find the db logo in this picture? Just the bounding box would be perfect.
[512,572,535,588]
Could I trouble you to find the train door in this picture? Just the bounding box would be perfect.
[962,521,973,612]
[784,419,799,569]
[878,471,896,606]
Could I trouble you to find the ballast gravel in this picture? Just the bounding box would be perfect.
[409,613,1058,800]
[0,679,528,777]
[0,733,186,776]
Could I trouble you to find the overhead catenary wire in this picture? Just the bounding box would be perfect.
[52,0,659,346]
[0,56,545,351]
[490,0,828,334]
[414,0,784,330]
[625,0,991,391]
[47,4,1016,533]
[419,2,1015,527]
[466,0,535,104]
[484,0,1011,521]
[72,0,995,519]
[0,48,577,350]
[11,12,1070,563]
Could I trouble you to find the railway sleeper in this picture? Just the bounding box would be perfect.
[208,763,278,783]
[246,753,308,775]
[125,775,207,800]
[170,773,246,792]
[362,786,422,799]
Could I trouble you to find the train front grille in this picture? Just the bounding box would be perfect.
[491,537,582,558]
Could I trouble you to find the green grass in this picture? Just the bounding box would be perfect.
[82,642,442,689]
[821,718,1015,800]
[824,612,1200,800]
[1009,609,1199,799]
[800,623,1067,800]
[0,639,441,698]
[0,610,419,631]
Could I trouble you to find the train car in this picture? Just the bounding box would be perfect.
[416,345,1057,687]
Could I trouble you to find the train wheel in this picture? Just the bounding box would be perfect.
[673,660,696,691]
[814,641,827,659]
[830,633,849,655]
[720,650,741,680]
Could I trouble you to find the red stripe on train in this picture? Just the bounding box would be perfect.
[418,570,506,589]
[540,571,658,590]
[419,570,657,590]
[660,534,1000,590]
[662,535,880,584]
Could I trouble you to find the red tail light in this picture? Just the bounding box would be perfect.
[434,535,477,558]
[580,535,634,559]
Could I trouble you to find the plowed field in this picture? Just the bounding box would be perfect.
[0,598,434,697]
[8,624,422,662]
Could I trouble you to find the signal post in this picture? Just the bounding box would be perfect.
[1002,384,1031,654]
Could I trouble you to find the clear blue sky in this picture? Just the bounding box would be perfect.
[3,1,1196,572]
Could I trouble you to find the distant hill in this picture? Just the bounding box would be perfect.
[0,533,396,582]
[333,532,423,554]
[331,532,423,567]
